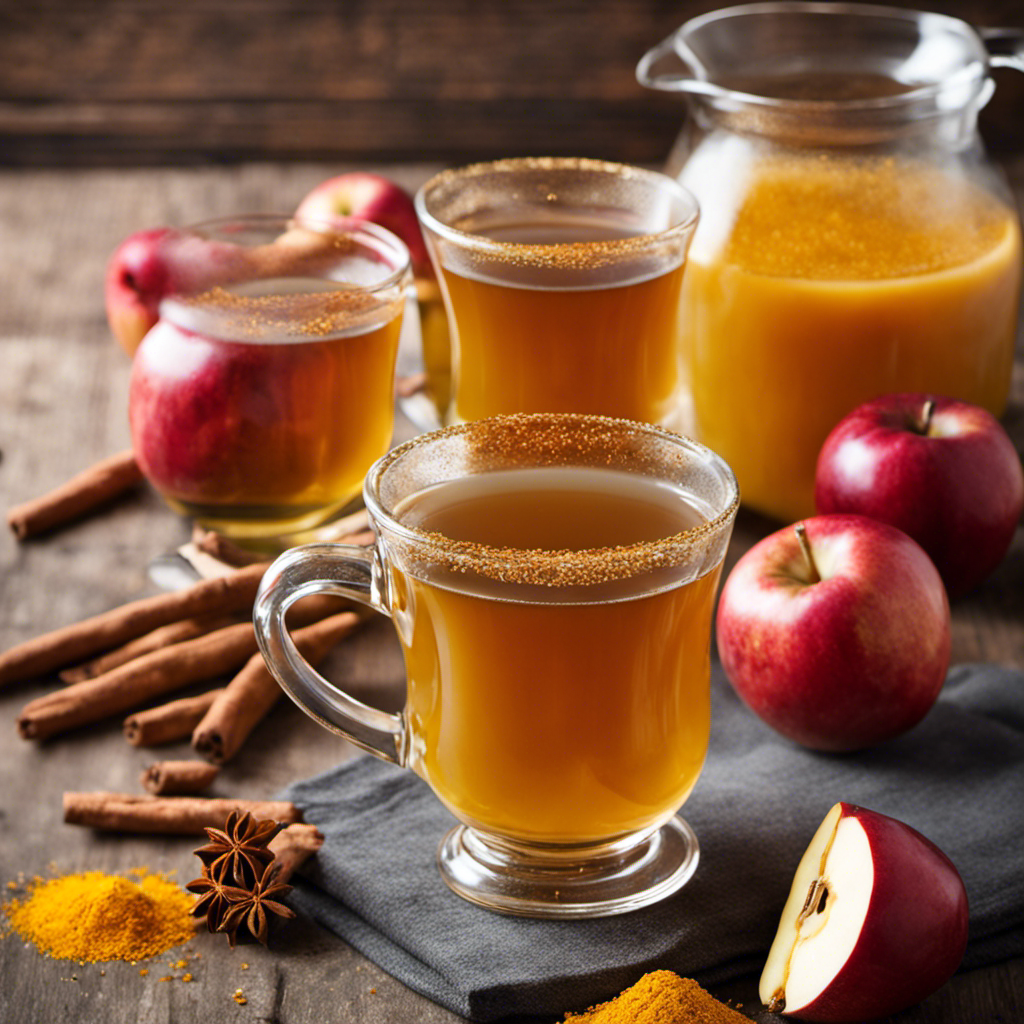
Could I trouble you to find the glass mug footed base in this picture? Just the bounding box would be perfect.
[439,816,700,918]
[253,413,739,918]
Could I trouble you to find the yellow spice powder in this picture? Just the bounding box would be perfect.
[564,971,749,1024]
[3,870,196,962]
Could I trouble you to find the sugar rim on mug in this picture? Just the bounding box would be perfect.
[158,213,412,343]
[364,413,740,588]
[414,157,700,271]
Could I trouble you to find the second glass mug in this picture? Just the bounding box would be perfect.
[254,413,739,917]
[128,214,411,545]
[414,158,700,429]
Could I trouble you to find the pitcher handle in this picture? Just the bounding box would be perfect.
[253,542,407,766]
[982,28,1024,73]
[636,30,720,97]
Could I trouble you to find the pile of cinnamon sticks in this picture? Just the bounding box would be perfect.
[2,559,364,763]
[4,450,374,839]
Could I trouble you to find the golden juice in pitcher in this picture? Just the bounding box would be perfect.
[131,280,404,538]
[439,219,688,425]
[392,465,720,844]
[680,155,1022,522]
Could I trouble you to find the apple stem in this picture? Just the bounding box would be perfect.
[794,523,820,585]
[919,399,935,435]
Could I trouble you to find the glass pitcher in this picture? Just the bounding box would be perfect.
[638,2,1024,522]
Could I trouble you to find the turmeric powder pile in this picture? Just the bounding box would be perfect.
[564,970,750,1024]
[3,869,196,962]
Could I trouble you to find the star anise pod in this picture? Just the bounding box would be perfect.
[217,871,296,947]
[194,809,280,887]
[185,866,237,934]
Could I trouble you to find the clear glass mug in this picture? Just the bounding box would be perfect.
[129,215,411,545]
[414,158,700,429]
[254,413,738,918]
[638,2,1024,522]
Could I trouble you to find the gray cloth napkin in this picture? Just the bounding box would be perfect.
[279,662,1024,1021]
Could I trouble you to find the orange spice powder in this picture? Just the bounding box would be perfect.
[564,971,750,1024]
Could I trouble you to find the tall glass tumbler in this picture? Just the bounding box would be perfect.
[415,158,700,427]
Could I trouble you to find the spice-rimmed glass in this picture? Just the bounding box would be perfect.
[254,413,739,918]
[414,158,700,428]
[129,214,411,546]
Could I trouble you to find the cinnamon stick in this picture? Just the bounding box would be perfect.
[141,760,220,795]
[63,792,300,833]
[7,450,144,541]
[191,524,267,568]
[0,561,270,688]
[124,689,225,747]
[18,621,261,741]
[266,823,325,884]
[192,611,363,764]
[18,596,349,741]
[61,613,240,683]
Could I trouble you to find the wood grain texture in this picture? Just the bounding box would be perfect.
[0,163,1021,1022]
[0,0,1022,165]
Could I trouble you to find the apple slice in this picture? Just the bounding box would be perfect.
[760,803,968,1022]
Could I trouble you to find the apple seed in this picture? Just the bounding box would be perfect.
[798,878,830,923]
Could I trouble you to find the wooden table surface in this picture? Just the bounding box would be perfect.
[0,162,1022,1024]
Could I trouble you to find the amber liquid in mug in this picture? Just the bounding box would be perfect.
[392,466,720,844]
[133,278,403,538]
[439,220,687,425]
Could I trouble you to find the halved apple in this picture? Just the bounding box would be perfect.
[760,802,968,1021]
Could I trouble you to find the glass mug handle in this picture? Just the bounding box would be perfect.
[253,543,406,766]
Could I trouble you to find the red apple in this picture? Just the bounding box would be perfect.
[104,227,261,357]
[295,172,431,276]
[716,514,950,751]
[815,394,1023,599]
[760,802,969,1021]
[104,228,175,355]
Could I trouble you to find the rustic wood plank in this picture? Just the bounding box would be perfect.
[0,0,1020,165]
[0,97,683,167]
[0,1,685,101]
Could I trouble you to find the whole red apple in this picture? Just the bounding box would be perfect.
[716,514,950,751]
[105,227,265,357]
[104,227,175,356]
[761,802,969,1021]
[295,172,431,276]
[815,393,1023,599]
